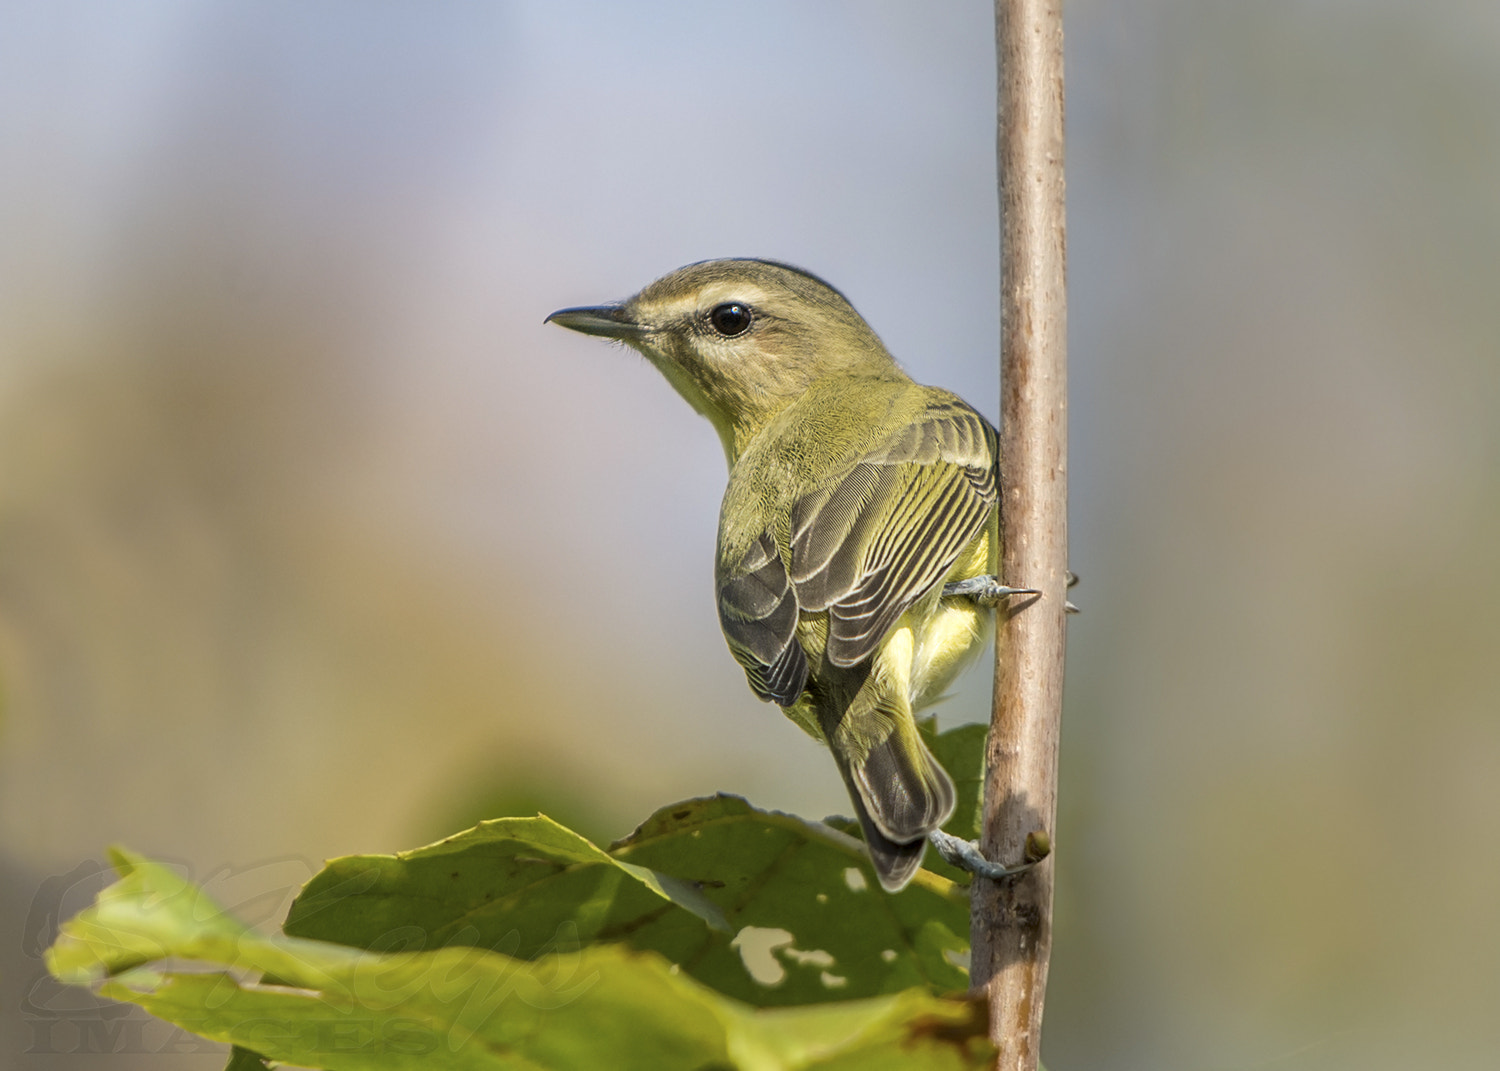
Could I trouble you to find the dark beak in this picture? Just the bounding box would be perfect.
[545,304,649,340]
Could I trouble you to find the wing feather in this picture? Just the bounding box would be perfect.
[717,528,808,706]
[793,401,997,669]
[716,397,996,700]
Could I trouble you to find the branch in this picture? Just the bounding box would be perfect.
[973,1,1069,1069]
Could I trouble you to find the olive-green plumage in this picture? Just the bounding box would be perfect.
[548,259,1001,891]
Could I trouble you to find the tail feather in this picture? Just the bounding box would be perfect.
[848,792,927,892]
[833,732,955,892]
[850,731,957,843]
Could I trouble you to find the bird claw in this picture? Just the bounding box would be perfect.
[927,829,1047,880]
[944,572,1082,613]
[941,575,1041,605]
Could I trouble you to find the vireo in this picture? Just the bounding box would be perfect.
[548,259,1016,891]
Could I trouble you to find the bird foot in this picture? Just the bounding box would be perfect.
[928,828,1050,880]
[941,575,1040,606]
[943,572,1082,613]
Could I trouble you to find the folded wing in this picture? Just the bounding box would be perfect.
[716,398,996,700]
[789,399,997,668]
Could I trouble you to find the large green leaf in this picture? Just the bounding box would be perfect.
[47,850,995,1071]
[282,814,728,954]
[281,795,973,1008]
[610,794,971,1005]
[274,725,988,1008]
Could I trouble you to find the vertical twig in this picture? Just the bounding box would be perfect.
[972,1,1068,1069]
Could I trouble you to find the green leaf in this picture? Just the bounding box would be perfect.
[610,794,972,1005]
[925,721,987,844]
[47,850,995,1071]
[225,1046,272,1071]
[282,794,973,1008]
[281,814,728,960]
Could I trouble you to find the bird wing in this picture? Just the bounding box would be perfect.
[717,396,997,703]
[788,398,997,668]
[718,527,810,706]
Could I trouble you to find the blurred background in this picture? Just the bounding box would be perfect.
[3,1,1497,1068]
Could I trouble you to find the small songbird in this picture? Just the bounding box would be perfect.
[548,259,1016,891]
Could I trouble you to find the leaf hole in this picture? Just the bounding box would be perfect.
[780,946,834,969]
[730,926,793,986]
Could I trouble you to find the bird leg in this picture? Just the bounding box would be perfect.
[941,575,1040,605]
[928,828,1050,880]
[943,572,1082,613]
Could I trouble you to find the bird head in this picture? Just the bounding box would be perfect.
[547,259,903,462]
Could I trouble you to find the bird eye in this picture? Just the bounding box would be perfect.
[708,302,753,337]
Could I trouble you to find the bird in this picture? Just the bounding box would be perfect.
[547,258,1018,891]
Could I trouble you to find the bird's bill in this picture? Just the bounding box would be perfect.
[544,304,649,339]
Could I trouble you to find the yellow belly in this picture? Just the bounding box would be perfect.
[906,520,996,708]
[905,592,992,710]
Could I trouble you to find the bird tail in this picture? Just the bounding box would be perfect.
[845,788,928,892]
[836,727,957,892]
